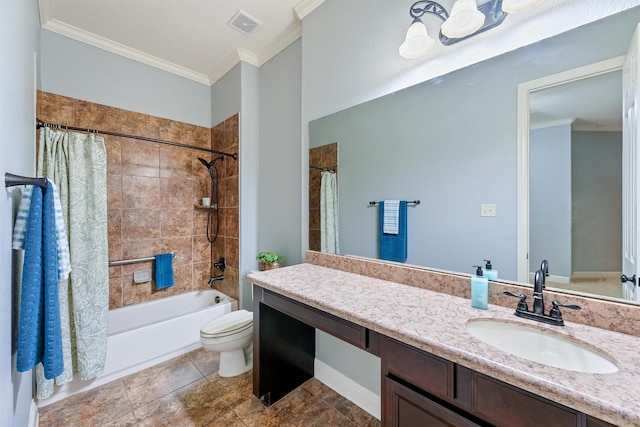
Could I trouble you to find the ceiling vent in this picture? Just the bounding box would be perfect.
[228,10,260,35]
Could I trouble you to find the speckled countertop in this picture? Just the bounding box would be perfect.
[247,263,640,426]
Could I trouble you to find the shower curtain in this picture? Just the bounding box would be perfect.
[320,171,339,254]
[34,127,109,399]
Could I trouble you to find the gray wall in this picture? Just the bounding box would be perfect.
[211,63,241,127]
[530,125,572,278]
[239,62,260,310]
[1,1,41,426]
[41,30,212,127]
[572,131,622,272]
[258,40,303,266]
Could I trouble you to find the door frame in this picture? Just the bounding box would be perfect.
[516,56,627,283]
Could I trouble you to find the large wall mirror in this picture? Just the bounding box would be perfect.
[308,6,640,305]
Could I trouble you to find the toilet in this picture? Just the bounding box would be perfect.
[200,309,254,377]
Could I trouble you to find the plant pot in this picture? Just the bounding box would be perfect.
[259,262,281,271]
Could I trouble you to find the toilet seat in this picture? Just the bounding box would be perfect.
[200,309,253,339]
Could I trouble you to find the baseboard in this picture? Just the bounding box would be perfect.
[28,399,39,427]
[314,359,381,420]
[571,271,621,280]
[529,272,570,284]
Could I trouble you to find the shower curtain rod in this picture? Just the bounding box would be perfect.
[36,119,237,160]
[310,165,335,173]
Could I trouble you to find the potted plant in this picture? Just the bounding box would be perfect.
[256,251,284,271]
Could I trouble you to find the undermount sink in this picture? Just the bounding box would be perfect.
[466,319,618,374]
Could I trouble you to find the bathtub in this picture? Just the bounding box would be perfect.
[40,289,237,406]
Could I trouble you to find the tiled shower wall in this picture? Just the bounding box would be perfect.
[309,142,338,251]
[209,116,240,299]
[37,91,240,307]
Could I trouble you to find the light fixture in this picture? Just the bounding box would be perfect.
[399,0,544,59]
[441,0,485,39]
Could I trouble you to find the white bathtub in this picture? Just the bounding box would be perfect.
[40,289,237,406]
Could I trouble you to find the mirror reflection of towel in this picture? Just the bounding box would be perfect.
[379,201,407,262]
[154,253,174,290]
[383,200,400,234]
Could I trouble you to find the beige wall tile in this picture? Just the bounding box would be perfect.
[39,92,240,307]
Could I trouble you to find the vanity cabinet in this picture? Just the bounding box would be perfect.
[252,286,617,427]
[382,337,616,427]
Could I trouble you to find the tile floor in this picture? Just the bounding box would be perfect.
[38,348,381,427]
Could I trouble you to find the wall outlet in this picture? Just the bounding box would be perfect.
[480,204,496,217]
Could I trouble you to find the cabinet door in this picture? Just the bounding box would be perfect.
[586,415,617,427]
[473,374,582,427]
[384,338,454,402]
[385,377,481,427]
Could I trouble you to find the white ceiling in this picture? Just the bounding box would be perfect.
[38,0,325,86]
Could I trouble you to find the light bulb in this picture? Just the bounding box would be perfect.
[441,0,485,39]
[399,20,435,59]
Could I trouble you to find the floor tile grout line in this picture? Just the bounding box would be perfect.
[120,377,141,426]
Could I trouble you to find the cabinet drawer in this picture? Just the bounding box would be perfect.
[385,377,481,427]
[384,338,453,401]
[262,289,366,349]
[474,374,581,427]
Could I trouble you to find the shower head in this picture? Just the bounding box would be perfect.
[198,157,212,168]
[198,156,224,169]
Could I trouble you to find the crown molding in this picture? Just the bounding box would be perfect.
[294,0,326,20]
[207,49,246,86]
[42,19,211,85]
[530,118,575,130]
[40,0,305,87]
[208,25,301,85]
[256,23,301,67]
[38,0,53,26]
[236,48,260,67]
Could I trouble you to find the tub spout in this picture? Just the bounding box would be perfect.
[208,274,224,287]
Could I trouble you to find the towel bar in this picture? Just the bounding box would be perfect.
[109,251,176,267]
[369,200,420,206]
[4,173,48,189]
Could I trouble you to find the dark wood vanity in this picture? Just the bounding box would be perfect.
[253,286,615,427]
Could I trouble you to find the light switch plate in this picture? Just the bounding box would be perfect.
[481,204,496,217]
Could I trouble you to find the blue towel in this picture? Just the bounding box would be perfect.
[17,183,63,379]
[154,253,174,290]
[379,201,408,263]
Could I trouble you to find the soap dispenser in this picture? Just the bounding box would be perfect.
[483,259,498,281]
[471,266,489,310]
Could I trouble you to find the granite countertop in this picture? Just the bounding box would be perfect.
[247,263,640,426]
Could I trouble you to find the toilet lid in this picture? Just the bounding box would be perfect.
[201,309,253,338]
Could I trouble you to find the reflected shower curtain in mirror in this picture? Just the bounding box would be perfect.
[34,127,109,399]
[321,171,339,254]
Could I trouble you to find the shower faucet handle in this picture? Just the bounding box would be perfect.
[214,257,226,272]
